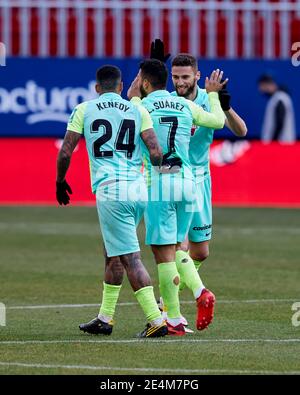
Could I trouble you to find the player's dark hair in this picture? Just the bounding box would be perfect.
[139,59,168,89]
[96,65,122,91]
[171,54,198,70]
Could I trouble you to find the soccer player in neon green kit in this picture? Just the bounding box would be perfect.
[151,40,247,329]
[128,59,227,335]
[56,65,168,338]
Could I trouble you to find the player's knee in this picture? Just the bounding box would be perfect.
[120,252,141,269]
[191,247,209,262]
[106,256,124,271]
[176,240,188,252]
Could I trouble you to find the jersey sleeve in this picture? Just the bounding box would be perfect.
[67,102,87,134]
[187,92,225,129]
[130,96,142,105]
[130,97,154,133]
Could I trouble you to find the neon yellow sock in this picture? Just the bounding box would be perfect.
[135,286,162,323]
[158,262,180,319]
[99,282,122,319]
[176,250,204,299]
[178,253,203,291]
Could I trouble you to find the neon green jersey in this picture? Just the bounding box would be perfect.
[67,92,153,193]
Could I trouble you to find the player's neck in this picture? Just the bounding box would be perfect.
[147,87,165,95]
[185,88,198,102]
[98,90,120,96]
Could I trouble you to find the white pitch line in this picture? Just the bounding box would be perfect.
[1,339,300,345]
[6,299,298,310]
[0,361,299,375]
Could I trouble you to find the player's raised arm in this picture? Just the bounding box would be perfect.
[187,69,227,130]
[150,38,171,63]
[127,73,142,100]
[218,86,248,136]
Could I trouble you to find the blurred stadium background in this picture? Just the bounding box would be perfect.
[0,0,300,376]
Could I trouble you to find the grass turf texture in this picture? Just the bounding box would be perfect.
[0,206,299,375]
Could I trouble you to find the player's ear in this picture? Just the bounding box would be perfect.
[196,71,201,81]
[95,83,101,94]
[143,79,150,92]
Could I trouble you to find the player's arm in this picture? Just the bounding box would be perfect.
[56,131,81,183]
[224,110,247,137]
[150,38,171,63]
[219,86,248,136]
[137,105,163,167]
[141,128,163,167]
[56,103,85,205]
[127,73,142,101]
[188,69,227,129]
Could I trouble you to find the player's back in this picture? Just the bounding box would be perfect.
[82,92,144,193]
[141,90,194,180]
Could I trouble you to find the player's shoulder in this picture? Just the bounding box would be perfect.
[130,99,149,120]
[69,101,89,120]
[194,87,208,102]
[167,92,189,105]
[194,87,211,111]
[74,100,89,110]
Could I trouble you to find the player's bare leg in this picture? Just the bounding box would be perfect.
[189,240,210,267]
[103,252,124,286]
[120,252,167,337]
[151,245,185,335]
[120,252,152,291]
[80,252,167,337]
[79,255,123,335]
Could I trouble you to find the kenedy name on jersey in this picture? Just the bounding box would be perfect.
[96,102,130,112]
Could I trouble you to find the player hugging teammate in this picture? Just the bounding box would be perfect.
[56,39,247,337]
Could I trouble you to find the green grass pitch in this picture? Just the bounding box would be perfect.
[0,206,299,375]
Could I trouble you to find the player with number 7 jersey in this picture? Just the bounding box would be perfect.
[128,59,226,335]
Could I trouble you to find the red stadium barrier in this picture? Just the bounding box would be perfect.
[0,138,299,207]
[0,1,299,59]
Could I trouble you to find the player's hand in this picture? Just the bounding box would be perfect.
[56,180,72,205]
[205,69,228,93]
[150,39,171,63]
[127,74,142,100]
[218,83,231,111]
[158,156,183,174]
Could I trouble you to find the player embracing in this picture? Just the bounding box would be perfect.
[56,65,168,338]
[128,59,226,335]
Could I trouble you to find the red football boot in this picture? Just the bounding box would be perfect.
[166,321,186,336]
[196,288,216,330]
